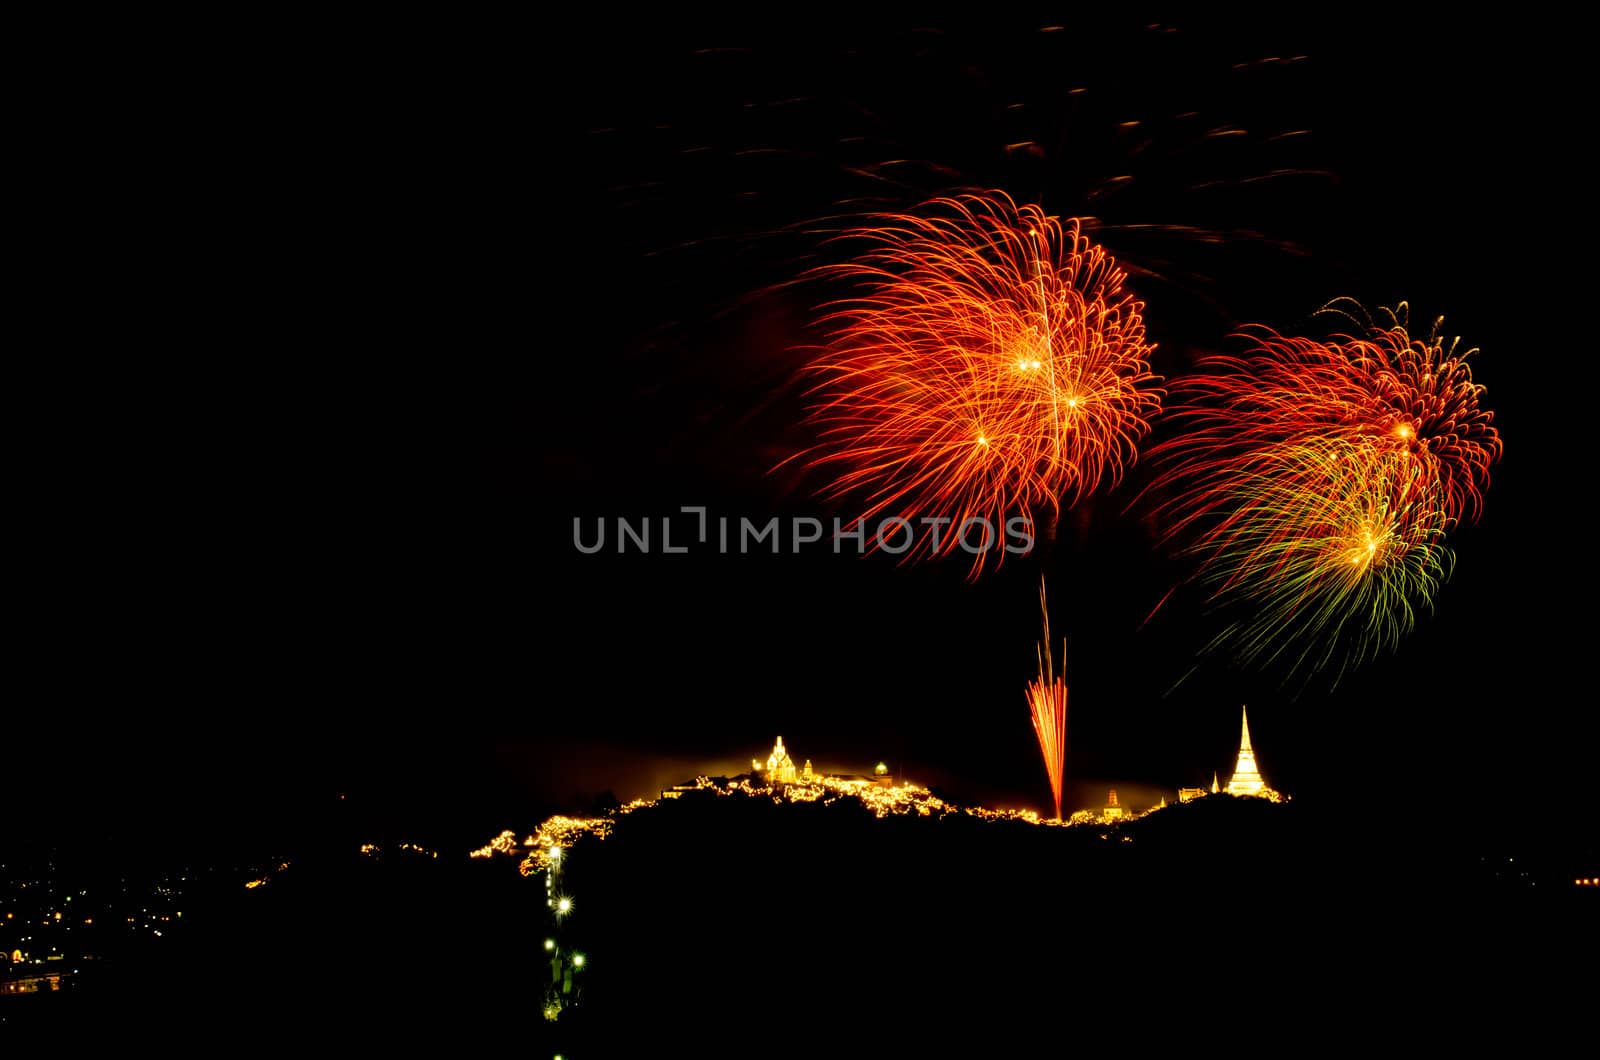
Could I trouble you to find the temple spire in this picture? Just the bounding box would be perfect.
[1226,705,1266,797]
[765,736,797,783]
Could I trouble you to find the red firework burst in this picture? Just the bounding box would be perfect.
[799,192,1161,573]
[1318,299,1502,525]
[1148,301,1502,678]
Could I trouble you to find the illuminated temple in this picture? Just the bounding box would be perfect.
[1225,706,1265,796]
[1175,708,1283,804]
[752,736,812,784]
[1225,706,1281,800]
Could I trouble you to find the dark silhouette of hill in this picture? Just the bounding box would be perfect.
[9,791,1589,1051]
[542,791,1591,1049]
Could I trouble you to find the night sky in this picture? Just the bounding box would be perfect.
[19,13,1590,862]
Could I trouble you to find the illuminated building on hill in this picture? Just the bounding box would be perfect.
[1103,789,1124,819]
[752,736,799,784]
[1175,710,1285,804]
[1226,706,1272,797]
[750,737,878,789]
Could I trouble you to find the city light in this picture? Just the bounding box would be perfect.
[469,830,520,859]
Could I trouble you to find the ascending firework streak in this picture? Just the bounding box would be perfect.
[1150,301,1502,680]
[1026,578,1068,819]
[799,192,1162,575]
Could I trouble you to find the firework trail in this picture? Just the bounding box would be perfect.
[1027,578,1068,819]
[798,192,1162,575]
[1149,302,1500,681]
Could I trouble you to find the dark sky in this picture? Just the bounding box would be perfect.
[17,13,1591,856]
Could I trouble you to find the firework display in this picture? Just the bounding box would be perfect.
[1150,302,1501,679]
[1027,579,1069,819]
[800,192,1161,573]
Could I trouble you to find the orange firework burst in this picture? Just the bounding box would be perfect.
[1026,578,1068,820]
[1315,299,1502,526]
[800,192,1161,574]
[1149,302,1501,679]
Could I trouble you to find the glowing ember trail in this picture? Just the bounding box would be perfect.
[1148,302,1502,680]
[798,192,1161,575]
[1026,578,1068,819]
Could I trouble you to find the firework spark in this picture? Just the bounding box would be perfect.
[1026,578,1068,819]
[1149,302,1500,680]
[1192,439,1454,675]
[798,192,1161,574]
